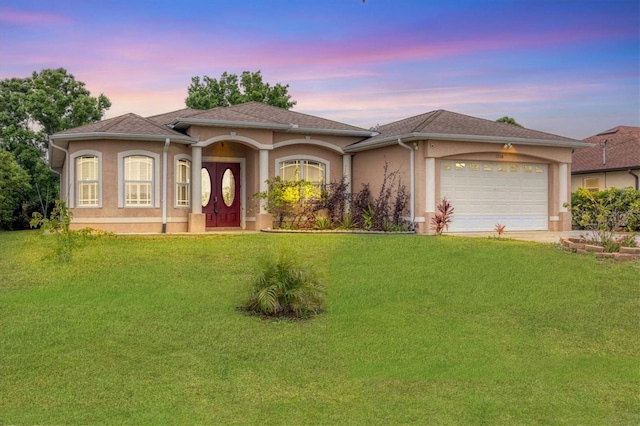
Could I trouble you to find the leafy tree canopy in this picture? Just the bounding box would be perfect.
[0,68,111,229]
[0,150,31,229]
[496,116,523,127]
[185,70,296,110]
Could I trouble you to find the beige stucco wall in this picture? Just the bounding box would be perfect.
[62,125,363,233]
[65,139,192,233]
[351,138,574,233]
[571,169,640,191]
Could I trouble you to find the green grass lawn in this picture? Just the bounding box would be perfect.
[1,231,638,425]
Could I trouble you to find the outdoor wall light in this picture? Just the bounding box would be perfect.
[504,143,512,149]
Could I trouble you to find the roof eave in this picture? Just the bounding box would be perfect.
[171,118,375,137]
[171,118,290,131]
[49,132,198,144]
[345,132,593,153]
[572,165,640,174]
[286,127,376,137]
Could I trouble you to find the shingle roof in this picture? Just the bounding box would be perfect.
[363,109,577,143]
[169,101,372,134]
[52,113,188,139]
[147,108,202,125]
[572,126,640,173]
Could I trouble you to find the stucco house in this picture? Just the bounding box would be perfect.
[571,126,640,191]
[48,102,590,234]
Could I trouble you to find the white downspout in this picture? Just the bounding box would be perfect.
[397,138,415,229]
[49,139,69,206]
[162,138,170,233]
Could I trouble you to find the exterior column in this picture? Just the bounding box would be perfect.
[342,154,352,194]
[558,163,568,212]
[254,148,272,230]
[191,146,202,214]
[188,145,205,232]
[557,162,571,231]
[426,157,436,212]
[259,149,269,213]
[425,157,436,234]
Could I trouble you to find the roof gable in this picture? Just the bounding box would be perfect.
[572,126,640,173]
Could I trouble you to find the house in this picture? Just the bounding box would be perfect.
[48,102,590,234]
[571,126,640,191]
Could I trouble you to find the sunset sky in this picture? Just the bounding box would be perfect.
[1,0,638,139]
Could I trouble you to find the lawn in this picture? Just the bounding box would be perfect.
[1,231,638,425]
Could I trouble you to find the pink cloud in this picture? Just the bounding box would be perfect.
[0,7,71,25]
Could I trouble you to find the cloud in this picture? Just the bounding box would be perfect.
[0,7,71,26]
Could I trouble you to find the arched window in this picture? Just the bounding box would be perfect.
[279,159,326,186]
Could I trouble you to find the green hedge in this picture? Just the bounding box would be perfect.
[570,187,640,231]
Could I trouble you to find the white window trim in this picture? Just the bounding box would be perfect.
[70,150,102,208]
[174,154,192,208]
[118,150,160,208]
[275,155,329,184]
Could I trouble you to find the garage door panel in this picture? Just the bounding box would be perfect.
[439,161,548,232]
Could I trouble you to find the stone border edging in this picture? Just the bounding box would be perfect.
[559,237,640,261]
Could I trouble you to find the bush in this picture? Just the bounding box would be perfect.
[30,199,114,262]
[570,187,640,232]
[242,254,327,319]
[431,198,455,235]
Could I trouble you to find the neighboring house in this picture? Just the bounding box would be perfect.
[49,102,590,234]
[571,126,640,191]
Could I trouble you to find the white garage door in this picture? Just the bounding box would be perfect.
[439,160,548,232]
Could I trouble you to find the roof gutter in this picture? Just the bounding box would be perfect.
[172,118,290,131]
[49,132,197,144]
[171,118,375,137]
[345,132,593,153]
[162,138,170,233]
[49,138,69,206]
[629,170,639,190]
[397,138,415,229]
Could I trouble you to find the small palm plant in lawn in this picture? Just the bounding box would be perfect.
[243,253,327,319]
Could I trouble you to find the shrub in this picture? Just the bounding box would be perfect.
[569,187,640,247]
[349,162,411,231]
[313,216,333,230]
[254,176,323,229]
[431,198,454,235]
[29,200,114,262]
[242,254,327,319]
[570,187,640,232]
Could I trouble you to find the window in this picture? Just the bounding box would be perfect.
[584,178,600,191]
[76,155,99,206]
[176,158,190,207]
[279,159,325,185]
[124,156,153,206]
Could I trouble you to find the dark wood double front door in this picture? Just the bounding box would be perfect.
[201,162,240,228]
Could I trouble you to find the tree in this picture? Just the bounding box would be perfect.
[0,150,31,229]
[185,70,296,110]
[0,68,111,229]
[496,116,523,127]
